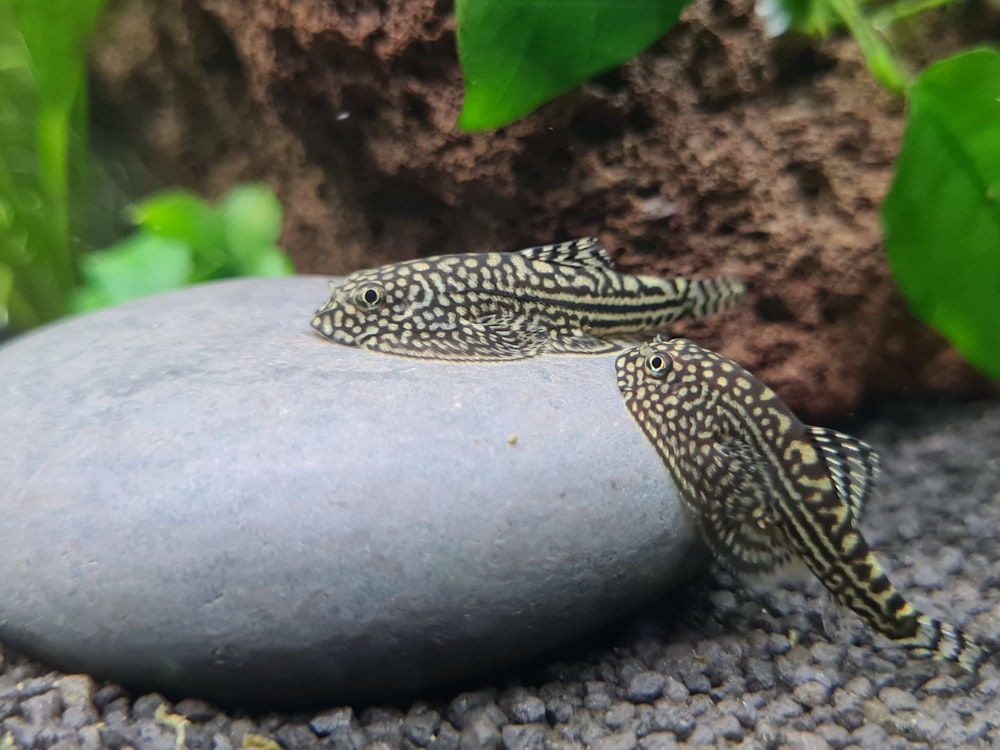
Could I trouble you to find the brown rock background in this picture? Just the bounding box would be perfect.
[88,0,997,419]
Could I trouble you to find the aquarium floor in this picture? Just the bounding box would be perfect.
[2,398,1000,750]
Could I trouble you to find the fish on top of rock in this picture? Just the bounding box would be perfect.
[311,237,744,361]
[616,336,991,673]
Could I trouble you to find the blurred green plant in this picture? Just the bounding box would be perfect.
[0,0,106,330]
[762,0,961,92]
[456,0,693,131]
[1,1,294,334]
[882,48,1000,382]
[73,185,293,313]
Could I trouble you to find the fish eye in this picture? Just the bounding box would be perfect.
[645,352,673,377]
[355,284,385,310]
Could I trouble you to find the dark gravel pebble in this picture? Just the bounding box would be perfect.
[500,723,544,750]
[1,400,999,747]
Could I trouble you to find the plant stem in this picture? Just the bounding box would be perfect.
[870,0,962,29]
[36,103,73,294]
[6,282,41,329]
[826,0,910,94]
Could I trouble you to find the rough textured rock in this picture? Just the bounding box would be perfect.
[0,276,704,707]
[86,0,999,419]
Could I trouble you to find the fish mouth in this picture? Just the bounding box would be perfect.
[310,312,365,347]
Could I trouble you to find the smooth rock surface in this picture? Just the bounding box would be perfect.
[0,277,703,706]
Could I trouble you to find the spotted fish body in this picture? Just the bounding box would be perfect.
[616,337,989,673]
[311,238,744,361]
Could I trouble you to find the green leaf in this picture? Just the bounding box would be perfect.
[456,0,692,132]
[11,0,107,115]
[129,190,219,246]
[882,47,1000,382]
[128,189,227,276]
[73,233,192,312]
[245,248,295,277]
[220,183,289,275]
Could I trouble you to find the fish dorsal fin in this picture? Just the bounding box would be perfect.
[807,427,880,524]
[518,237,616,269]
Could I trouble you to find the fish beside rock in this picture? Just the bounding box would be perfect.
[311,238,744,361]
[616,336,991,673]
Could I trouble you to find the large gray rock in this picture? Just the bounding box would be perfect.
[0,277,704,707]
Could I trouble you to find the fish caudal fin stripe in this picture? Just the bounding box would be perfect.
[683,277,746,319]
[901,615,992,674]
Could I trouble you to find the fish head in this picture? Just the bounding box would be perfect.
[616,336,718,406]
[310,266,418,348]
[616,336,759,451]
[617,335,802,462]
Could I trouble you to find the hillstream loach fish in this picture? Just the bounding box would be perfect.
[311,237,744,361]
[616,336,991,673]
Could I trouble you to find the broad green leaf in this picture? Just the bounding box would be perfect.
[11,0,107,115]
[73,234,192,311]
[220,183,290,276]
[246,249,295,277]
[882,47,1000,382]
[129,190,227,275]
[129,190,219,246]
[456,0,692,132]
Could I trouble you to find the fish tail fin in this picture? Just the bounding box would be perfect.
[683,277,746,319]
[805,528,991,674]
[896,613,992,674]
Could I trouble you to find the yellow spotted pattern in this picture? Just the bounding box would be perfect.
[310,238,744,361]
[616,337,990,673]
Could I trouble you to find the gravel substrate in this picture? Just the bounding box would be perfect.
[3,398,1000,749]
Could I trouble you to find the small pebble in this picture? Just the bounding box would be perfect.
[174,698,218,722]
[508,695,546,724]
[794,680,833,709]
[685,722,716,745]
[627,672,665,703]
[447,691,497,730]
[650,702,694,739]
[604,702,635,730]
[638,731,679,750]
[402,704,441,747]
[878,687,917,712]
[781,729,833,750]
[459,710,500,750]
[814,721,851,748]
[661,676,688,703]
[588,731,638,750]
[583,682,613,712]
[500,724,543,750]
[711,713,744,741]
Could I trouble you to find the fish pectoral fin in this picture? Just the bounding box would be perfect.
[466,314,553,357]
[694,440,791,576]
[548,331,623,356]
[701,505,793,576]
[807,426,880,523]
[517,237,616,270]
[473,316,621,357]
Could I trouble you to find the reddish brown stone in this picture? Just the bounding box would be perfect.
[88,0,997,419]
